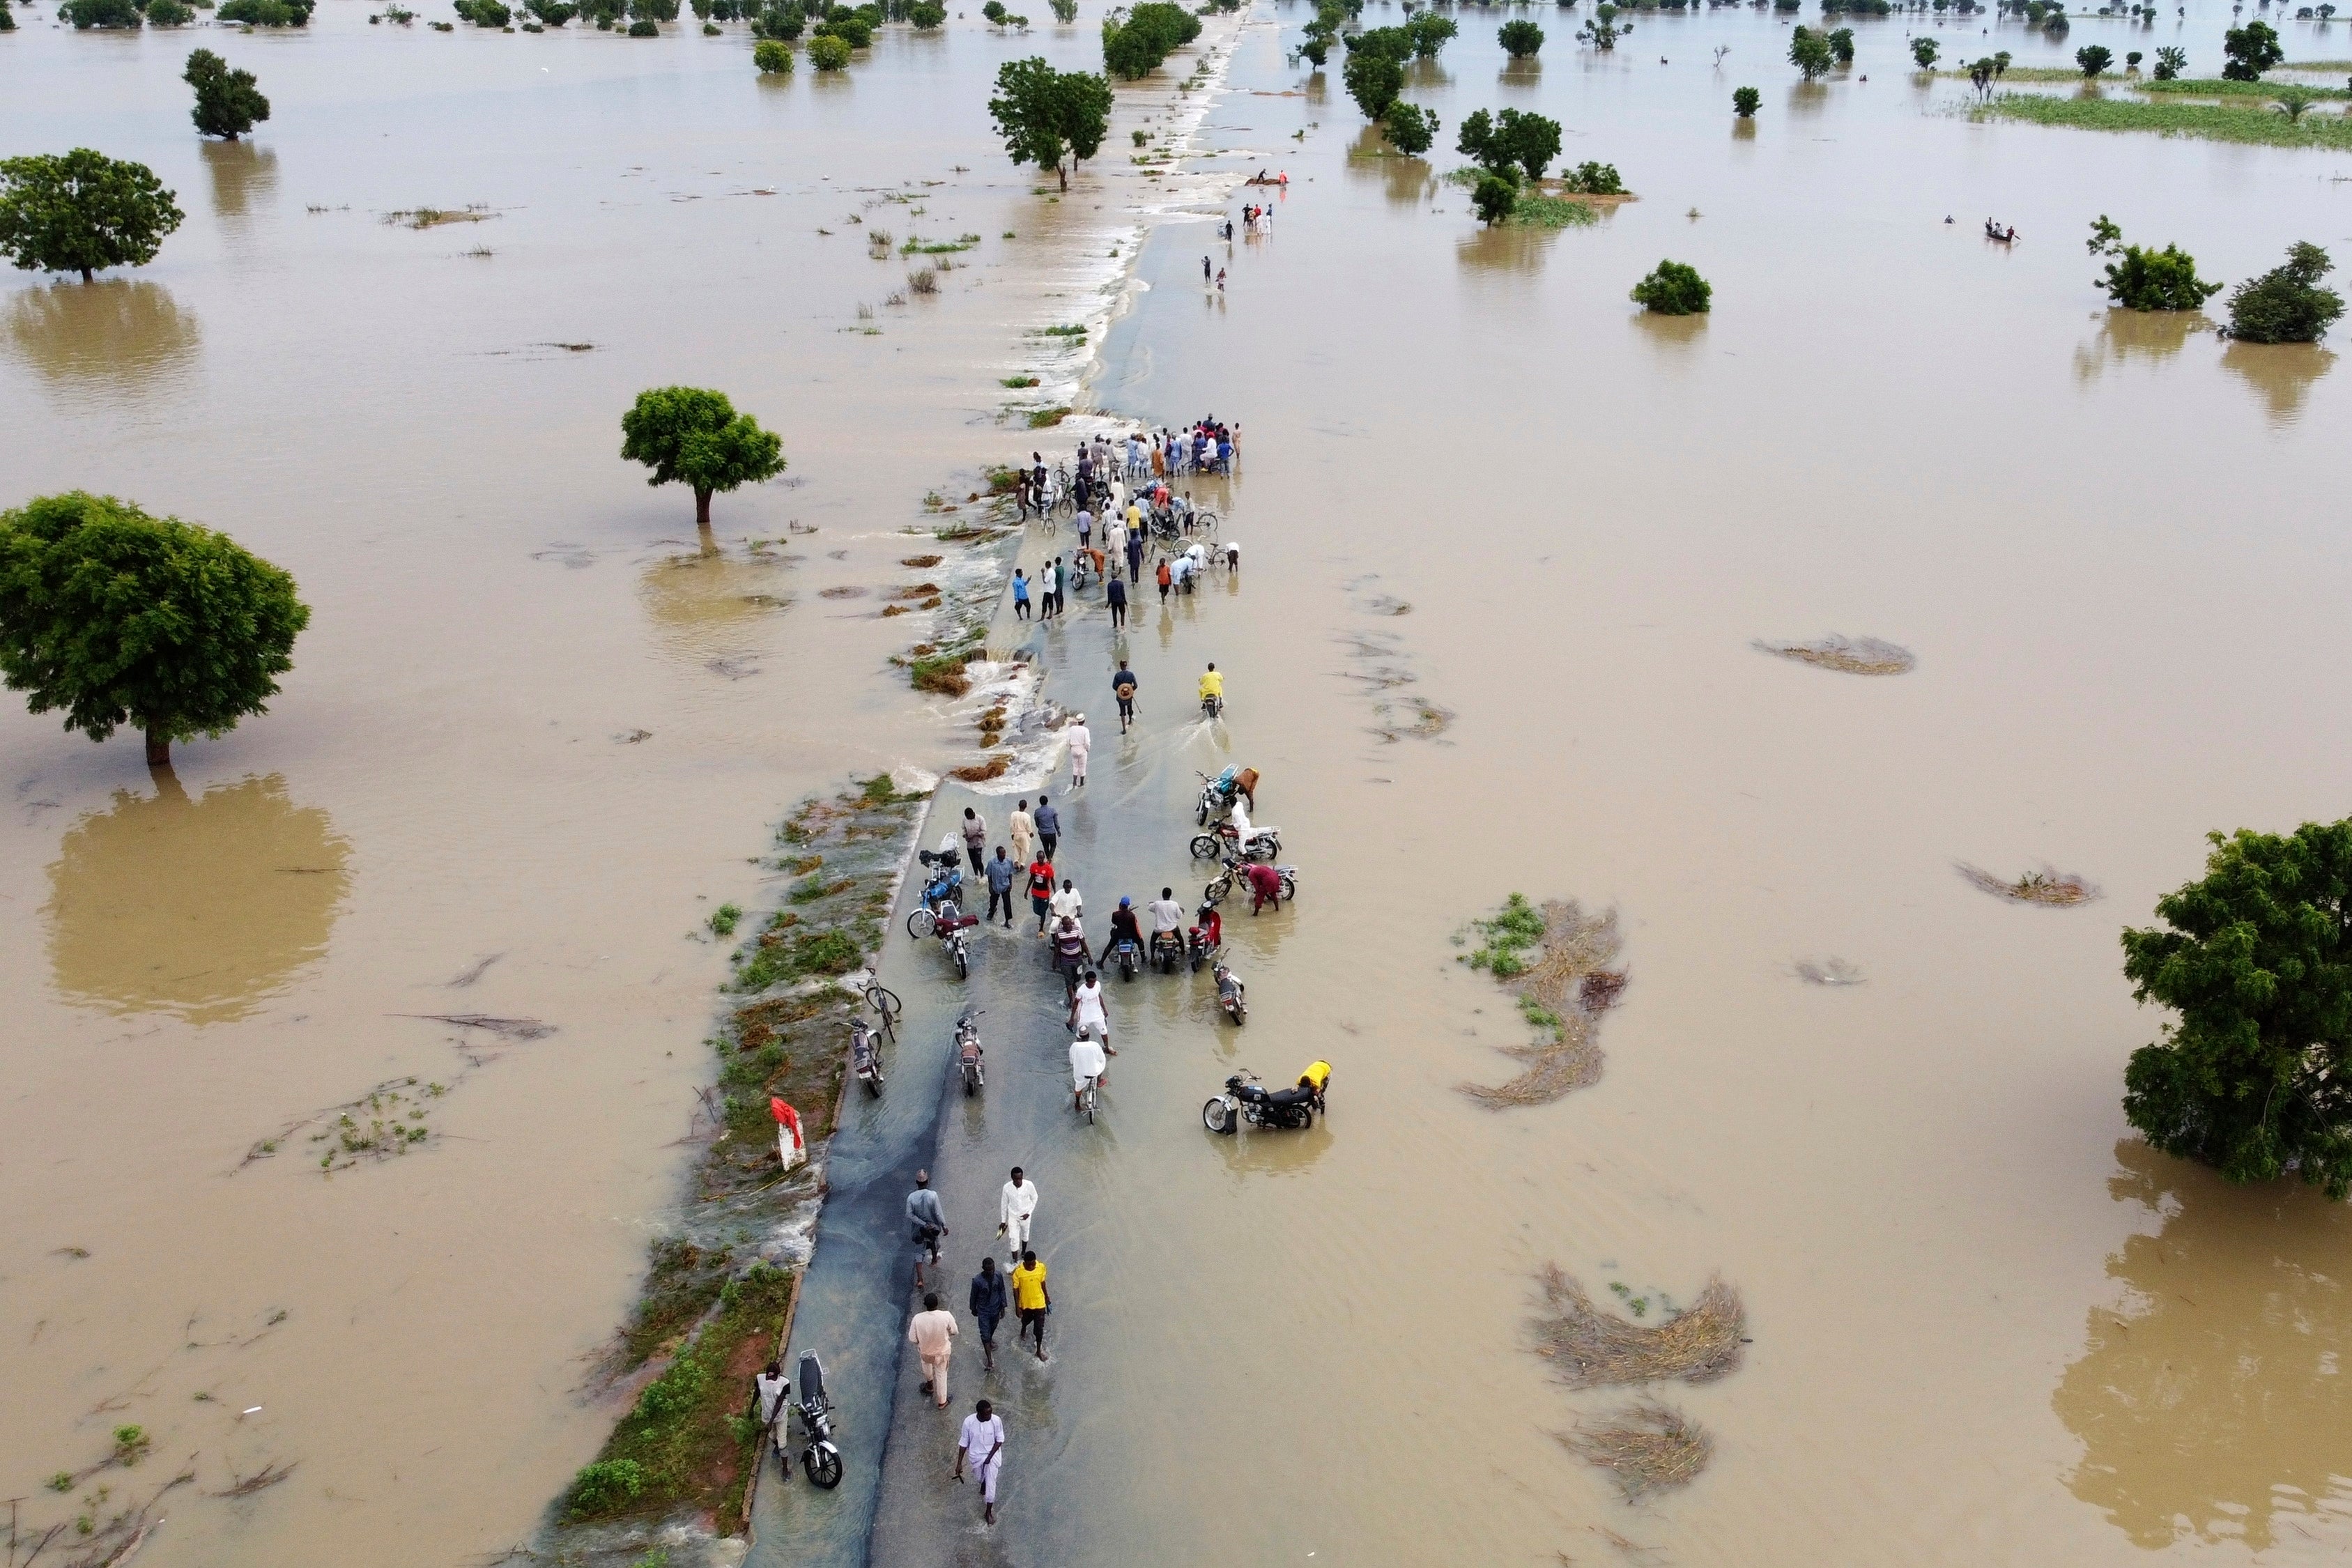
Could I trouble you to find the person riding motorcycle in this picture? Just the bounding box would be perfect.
[1198,663,1224,709]
[1243,860,1284,914]
[1098,896,1144,966]
[1146,886,1187,965]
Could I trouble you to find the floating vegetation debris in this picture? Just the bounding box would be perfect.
[1753,634,1916,676]
[392,1013,556,1040]
[1457,896,1624,1107]
[818,585,868,599]
[1532,1266,1746,1389]
[1363,594,1412,615]
[1561,1399,1714,1499]
[215,1460,299,1498]
[383,203,496,229]
[1957,862,2101,907]
[951,754,1010,783]
[1794,957,1866,986]
[243,1075,454,1174]
[900,553,945,568]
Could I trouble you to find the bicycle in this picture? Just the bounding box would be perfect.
[1077,1073,1099,1125]
[863,982,901,1043]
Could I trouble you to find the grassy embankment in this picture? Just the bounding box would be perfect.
[1973,91,2352,148]
[551,776,925,1545]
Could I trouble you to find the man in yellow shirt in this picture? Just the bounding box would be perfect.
[1009,1248,1051,1363]
[1197,662,1224,712]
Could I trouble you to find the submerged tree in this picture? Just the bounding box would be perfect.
[1825,25,1854,65]
[1498,17,1543,55]
[1910,36,1939,68]
[2086,215,2221,312]
[1789,24,1835,79]
[1457,106,1562,181]
[0,151,184,284]
[1630,259,1710,314]
[2224,240,2344,342]
[2152,43,2185,78]
[1732,84,1760,116]
[1343,44,1406,119]
[1471,169,1520,225]
[1100,0,1197,77]
[2075,41,2112,76]
[1406,9,1456,56]
[0,493,311,769]
[1576,1,1620,49]
[620,387,787,528]
[987,56,1113,190]
[185,49,272,141]
[2221,17,2282,79]
[2122,822,2352,1199]
[1382,100,1440,155]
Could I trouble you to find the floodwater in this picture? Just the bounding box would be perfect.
[6,0,2352,1564]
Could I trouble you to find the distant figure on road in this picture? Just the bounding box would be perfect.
[1035,794,1061,859]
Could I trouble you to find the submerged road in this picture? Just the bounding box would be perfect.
[752,538,1270,1567]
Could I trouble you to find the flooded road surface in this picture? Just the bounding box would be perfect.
[8,0,2352,1561]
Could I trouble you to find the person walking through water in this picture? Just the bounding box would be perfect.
[969,1256,1008,1372]
[1008,798,1036,869]
[985,845,1016,928]
[906,1169,948,1289]
[909,1291,958,1409]
[1034,794,1061,860]
[960,806,987,875]
[1010,1247,1050,1362]
[1202,254,1211,283]
[997,1167,1039,1263]
[1066,713,1091,788]
[1027,851,1056,935]
[1216,266,1227,294]
[1107,569,1128,631]
[1113,661,1138,733]
[953,1398,1007,1525]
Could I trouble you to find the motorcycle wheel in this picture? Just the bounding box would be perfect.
[862,1075,882,1098]
[963,1073,976,1098]
[907,908,936,940]
[1204,877,1231,907]
[1278,875,1297,903]
[1198,801,1209,827]
[1189,833,1221,860]
[954,942,969,981]
[1232,999,1247,1025]
[1202,1097,1236,1135]
[804,1444,845,1489]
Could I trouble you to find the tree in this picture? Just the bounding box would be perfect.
[1471,169,1519,224]
[2221,17,2282,80]
[808,30,850,64]
[1406,9,1456,55]
[2121,822,2352,1199]
[2224,240,2344,342]
[2272,84,2319,121]
[1732,84,1761,116]
[0,152,184,285]
[2152,43,2184,77]
[753,36,792,67]
[909,0,944,22]
[2086,215,2221,312]
[1825,24,1854,63]
[0,493,310,769]
[1789,25,1835,79]
[1458,107,1562,180]
[63,0,141,25]
[1630,259,1711,314]
[987,56,1112,191]
[1382,100,1439,155]
[2075,43,2112,76]
[1911,36,1939,68]
[1100,0,1197,77]
[1563,160,1623,194]
[620,388,787,528]
[1576,1,1620,49]
[1343,45,1406,119]
[1498,17,1544,55]
[185,50,271,141]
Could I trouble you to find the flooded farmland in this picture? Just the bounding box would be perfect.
[5,0,2352,1562]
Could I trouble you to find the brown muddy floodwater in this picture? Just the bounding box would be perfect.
[6,0,2352,1562]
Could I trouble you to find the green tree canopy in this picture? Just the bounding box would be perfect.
[1381,100,1438,155]
[620,388,787,527]
[1630,258,1711,314]
[1407,10,1457,56]
[1825,25,1854,64]
[1910,36,1939,69]
[1498,17,1542,56]
[1456,107,1561,180]
[2122,822,2352,1198]
[2076,43,2112,77]
[0,493,310,768]
[1470,169,1519,225]
[1789,24,1834,79]
[2152,44,2185,78]
[185,49,272,141]
[0,151,184,284]
[2086,215,2222,312]
[988,56,1113,190]
[63,0,141,26]
[2221,19,2282,81]
[1100,0,1197,77]
[1732,84,1761,116]
[1342,46,1406,120]
[2224,240,2344,343]
[808,31,850,65]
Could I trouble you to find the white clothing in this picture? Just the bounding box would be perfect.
[1147,897,1185,932]
[1070,1035,1107,1091]
[1222,539,1240,564]
[1071,982,1107,1034]
[999,1178,1039,1250]
[1105,521,1126,558]
[960,1413,1006,1501]
[1171,556,1197,586]
[1229,800,1252,839]
[754,1371,788,1427]
[1050,886,1084,923]
[1066,724,1091,767]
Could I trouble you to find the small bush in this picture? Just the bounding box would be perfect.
[2225,240,2344,342]
[754,36,792,67]
[1562,160,1623,194]
[709,903,743,937]
[1732,84,1760,116]
[1471,170,1519,224]
[628,14,658,28]
[1498,17,1543,54]
[568,1459,648,1518]
[809,30,851,64]
[909,0,944,20]
[1630,259,1711,315]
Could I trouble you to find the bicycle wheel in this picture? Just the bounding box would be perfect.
[1194,510,1220,534]
[865,984,901,1039]
[1085,1082,1096,1124]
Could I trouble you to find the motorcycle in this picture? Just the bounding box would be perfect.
[1112,934,1142,983]
[852,1020,886,1097]
[1204,856,1298,909]
[1194,766,1259,826]
[1150,928,1187,975]
[931,909,977,981]
[1213,960,1247,1025]
[1189,820,1281,863]
[1199,691,1224,721]
[774,1349,845,1489]
[907,851,964,938]
[955,1010,985,1097]
[1184,918,1220,973]
[1203,1061,1330,1135]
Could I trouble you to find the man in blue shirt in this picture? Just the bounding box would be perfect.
[1034,794,1061,860]
[907,1169,948,1289]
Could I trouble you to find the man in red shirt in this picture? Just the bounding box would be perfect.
[1243,861,1284,915]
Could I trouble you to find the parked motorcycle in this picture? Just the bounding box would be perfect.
[931,909,977,981]
[1202,1061,1330,1135]
[1190,820,1281,862]
[955,1010,985,1097]
[907,851,964,937]
[852,1020,886,1098]
[1203,856,1299,909]
[1112,934,1142,983]
[1194,766,1259,826]
[1213,960,1247,1025]
[774,1349,845,1489]
[1184,916,1220,973]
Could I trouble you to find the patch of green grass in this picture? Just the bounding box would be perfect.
[1460,892,1548,977]
[1035,323,1087,337]
[902,232,984,254]
[1939,64,2087,82]
[1973,91,2352,148]
[708,903,742,937]
[1027,406,1071,428]
[615,1238,735,1371]
[2139,75,2350,100]
[732,927,863,992]
[1512,194,1600,229]
[1001,375,1041,387]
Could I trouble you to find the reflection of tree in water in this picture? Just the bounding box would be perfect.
[637,537,793,662]
[2221,340,2335,427]
[1632,310,1707,355]
[203,139,279,220]
[1456,224,1556,275]
[1346,125,1433,207]
[45,774,351,1025]
[3,281,201,400]
[2071,308,2203,385]
[2053,1139,2352,1550]
[1499,55,1542,88]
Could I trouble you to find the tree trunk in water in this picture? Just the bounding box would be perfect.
[145,725,171,767]
[1057,161,1068,192]
[695,487,713,528]
[82,268,95,284]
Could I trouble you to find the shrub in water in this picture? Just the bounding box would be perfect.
[567,1459,647,1517]
[809,29,851,63]
[754,35,792,66]
[1630,259,1711,314]
[2225,241,2344,342]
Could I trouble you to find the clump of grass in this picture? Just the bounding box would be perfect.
[2140,75,2351,100]
[1972,92,2352,150]
[1463,892,1548,976]
[707,903,742,937]
[1532,1266,1746,1388]
[900,553,945,567]
[909,648,974,695]
[1028,406,1071,428]
[384,204,495,229]
[1512,194,1601,229]
[732,928,861,992]
[908,268,939,295]
[951,755,1010,783]
[901,232,983,254]
[1036,323,1088,337]
[1956,863,2100,907]
[1560,1399,1715,1499]
[1457,898,1624,1107]
[1753,634,1915,676]
[1001,375,1042,387]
